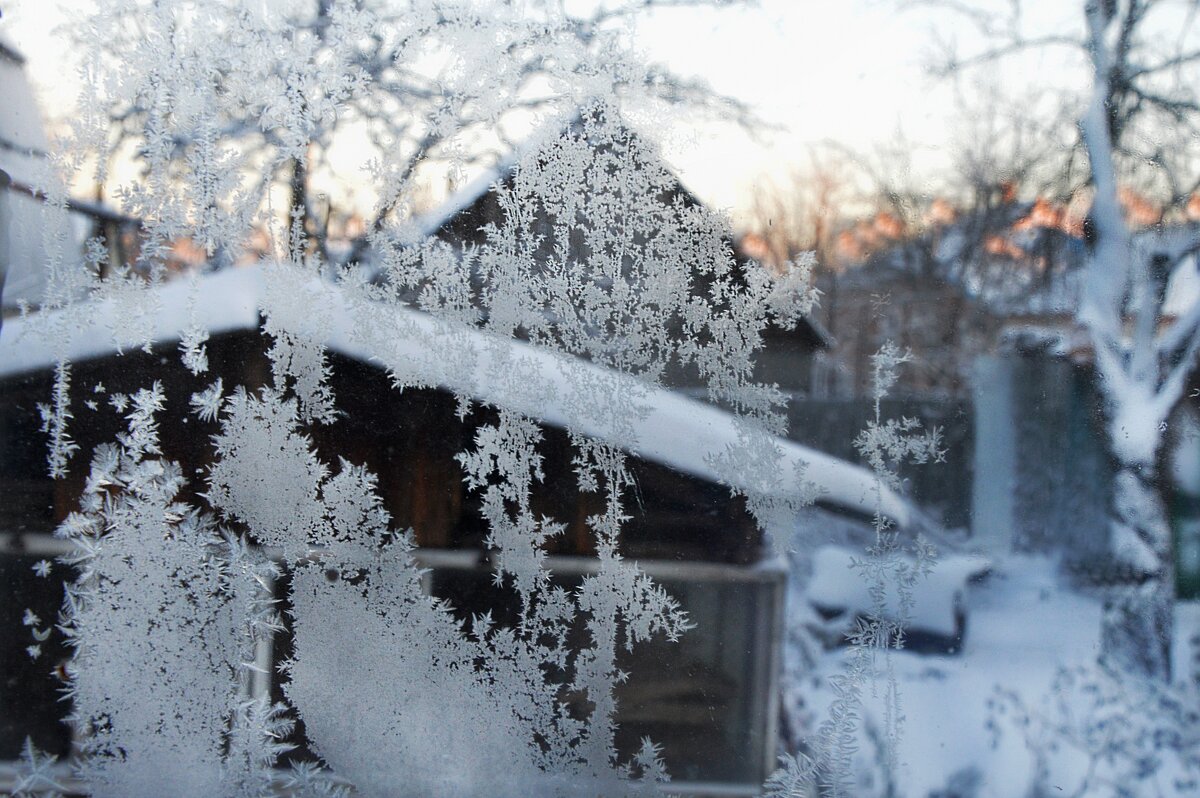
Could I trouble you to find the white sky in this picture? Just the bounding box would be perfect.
[0,0,1088,224]
[634,0,1087,222]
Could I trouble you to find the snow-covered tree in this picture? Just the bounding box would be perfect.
[1076,0,1200,681]
[918,0,1200,681]
[80,0,758,267]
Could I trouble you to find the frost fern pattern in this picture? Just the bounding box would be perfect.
[16,2,820,796]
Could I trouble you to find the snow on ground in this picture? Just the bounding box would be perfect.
[791,555,1109,797]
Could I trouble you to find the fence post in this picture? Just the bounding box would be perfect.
[972,354,1016,555]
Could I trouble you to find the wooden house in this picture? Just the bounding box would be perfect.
[0,265,903,795]
[0,71,880,794]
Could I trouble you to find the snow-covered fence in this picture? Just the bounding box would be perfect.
[974,350,1113,574]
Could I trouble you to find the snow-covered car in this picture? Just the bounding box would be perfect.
[805,545,991,655]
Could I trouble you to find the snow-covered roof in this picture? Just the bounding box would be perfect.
[0,264,911,527]
[0,36,76,313]
[1139,223,1200,319]
[846,215,1200,326]
[0,36,48,185]
[411,103,726,250]
[411,109,581,239]
[413,155,518,239]
[1164,256,1200,318]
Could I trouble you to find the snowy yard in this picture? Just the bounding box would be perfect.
[791,555,1199,797]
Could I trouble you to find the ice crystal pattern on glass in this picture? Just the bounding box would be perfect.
[764,344,942,798]
[15,1,821,796]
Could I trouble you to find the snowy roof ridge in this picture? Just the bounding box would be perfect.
[411,103,712,240]
[0,32,24,66]
[0,263,910,528]
[412,106,582,239]
[412,158,512,239]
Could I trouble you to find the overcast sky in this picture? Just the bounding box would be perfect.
[1,0,1087,224]
[635,0,1086,220]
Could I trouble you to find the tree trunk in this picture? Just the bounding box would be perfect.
[1100,463,1175,681]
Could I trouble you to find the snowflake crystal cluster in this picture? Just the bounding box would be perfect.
[11,1,828,796]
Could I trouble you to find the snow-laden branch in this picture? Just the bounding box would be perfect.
[1079,3,1130,346]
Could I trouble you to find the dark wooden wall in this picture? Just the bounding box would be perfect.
[0,327,764,562]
